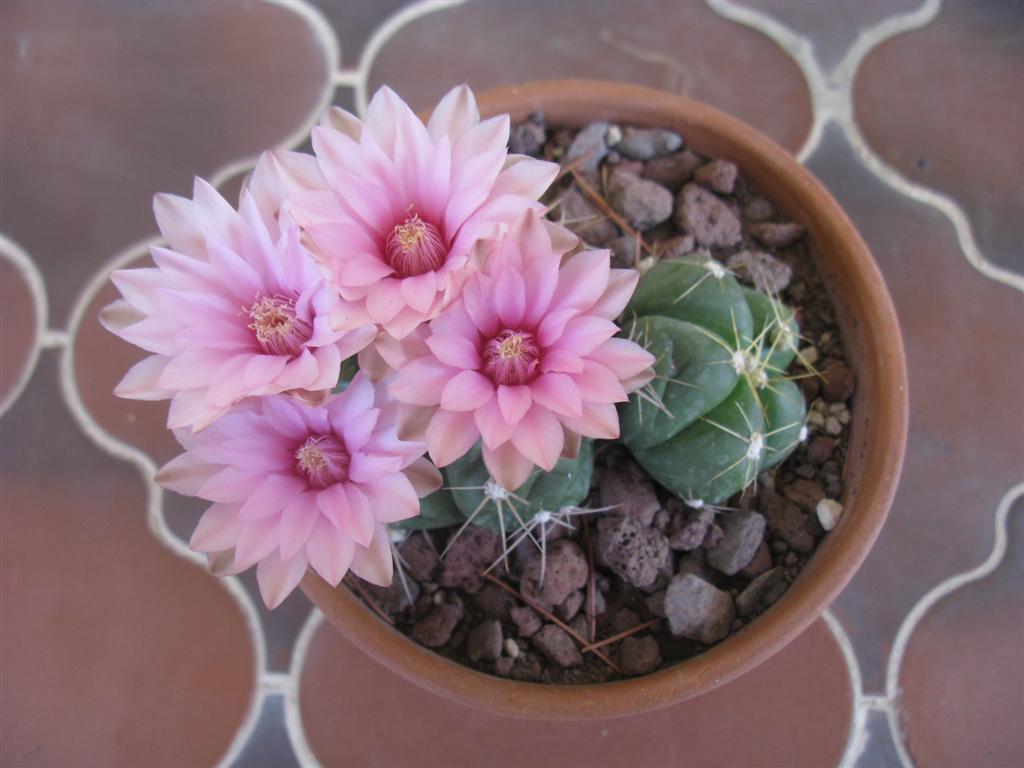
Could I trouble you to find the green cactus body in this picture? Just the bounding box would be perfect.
[621,255,807,504]
[396,440,594,533]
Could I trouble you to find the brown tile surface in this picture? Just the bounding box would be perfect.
[0,354,256,767]
[899,496,1024,768]
[299,617,852,767]
[0,258,38,406]
[0,0,331,324]
[311,0,411,67]
[736,0,922,70]
[806,125,1024,692]
[854,0,1024,275]
[365,0,813,153]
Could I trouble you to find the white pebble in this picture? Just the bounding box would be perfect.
[816,499,843,531]
[828,402,846,415]
[799,346,820,365]
[605,124,622,146]
[825,416,843,435]
[504,638,520,658]
[839,410,851,425]
[807,411,825,429]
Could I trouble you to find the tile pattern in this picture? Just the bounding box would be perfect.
[2,2,1022,766]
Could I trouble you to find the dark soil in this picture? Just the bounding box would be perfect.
[352,114,854,684]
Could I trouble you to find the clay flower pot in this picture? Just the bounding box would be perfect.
[302,79,908,719]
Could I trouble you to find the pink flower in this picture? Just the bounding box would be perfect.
[157,374,442,608]
[100,156,376,431]
[285,85,559,339]
[389,212,656,490]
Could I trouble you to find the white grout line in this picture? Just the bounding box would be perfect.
[823,608,872,768]
[351,0,468,117]
[283,609,325,768]
[0,233,49,419]
[885,481,1024,768]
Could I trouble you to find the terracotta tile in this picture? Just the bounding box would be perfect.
[0,354,256,767]
[74,263,182,465]
[299,618,852,767]
[0,0,331,324]
[0,258,38,407]
[805,125,1024,691]
[734,0,922,71]
[853,710,903,768]
[230,694,300,768]
[899,496,1024,767]
[238,570,313,673]
[854,0,1024,275]
[311,0,412,68]
[366,0,813,153]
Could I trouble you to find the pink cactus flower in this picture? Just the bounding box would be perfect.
[100,156,377,431]
[284,84,559,339]
[157,373,442,608]
[389,212,656,491]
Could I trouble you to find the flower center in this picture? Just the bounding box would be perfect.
[483,330,540,385]
[295,435,350,489]
[248,295,312,357]
[383,213,447,277]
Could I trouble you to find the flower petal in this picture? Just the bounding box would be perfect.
[279,491,319,559]
[390,356,454,406]
[496,384,532,423]
[509,406,564,471]
[481,441,535,492]
[440,369,494,412]
[256,550,308,609]
[529,373,583,418]
[349,524,394,587]
[425,409,479,467]
[306,516,355,586]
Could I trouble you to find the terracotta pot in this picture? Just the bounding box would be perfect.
[302,79,908,719]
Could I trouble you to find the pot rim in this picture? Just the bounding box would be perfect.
[302,79,909,720]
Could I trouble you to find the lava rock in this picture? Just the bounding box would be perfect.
[494,656,515,677]
[707,510,766,575]
[726,249,793,294]
[644,590,667,618]
[643,150,702,190]
[511,653,543,682]
[597,514,671,588]
[557,590,585,622]
[784,479,826,513]
[410,602,461,648]
[532,625,583,668]
[467,618,504,662]
[674,183,742,247]
[736,567,784,616]
[440,525,501,593]
[748,221,806,247]
[619,635,663,676]
[739,540,773,579]
[658,234,696,260]
[760,489,815,553]
[363,576,420,614]
[510,605,542,638]
[521,539,589,607]
[702,523,724,550]
[806,436,835,465]
[664,573,735,643]
[610,608,641,634]
[693,159,738,194]
[667,503,714,551]
[608,171,674,231]
[616,127,683,160]
[821,362,856,403]
[566,121,612,172]
[608,234,640,268]
[471,583,517,621]
[558,185,619,245]
[743,197,774,222]
[399,533,439,581]
[509,113,546,155]
[599,460,662,526]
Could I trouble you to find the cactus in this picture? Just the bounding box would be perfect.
[620,254,807,504]
[396,440,595,535]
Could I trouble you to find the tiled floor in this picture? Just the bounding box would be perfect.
[1,1,1021,767]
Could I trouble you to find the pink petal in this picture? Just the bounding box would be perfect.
[190,503,243,552]
[365,278,405,325]
[551,249,611,312]
[461,276,499,336]
[529,373,583,418]
[550,315,619,356]
[562,401,620,440]
[521,252,560,327]
[400,271,438,315]
[158,349,231,391]
[167,390,228,431]
[362,473,420,523]
[239,474,307,520]
[234,516,281,570]
[245,355,289,392]
[426,332,481,371]
[562,427,582,460]
[316,483,350,528]
[404,457,443,497]
[306,516,355,586]
[341,484,374,547]
[390,356,454,406]
[490,156,558,202]
[256,550,308,609]
[481,442,535,492]
[474,396,517,449]
[427,84,479,143]
[279,491,319,559]
[198,466,262,503]
[157,452,221,496]
[115,355,173,401]
[536,307,579,348]
[262,396,309,439]
[329,371,375,423]
[339,254,394,287]
[574,360,628,404]
[348,525,394,587]
[540,348,585,375]
[362,85,407,155]
[425,409,479,467]
[589,268,640,320]
[348,452,403,483]
[510,406,564,471]
[440,370,494,412]
[152,193,205,259]
[589,338,656,386]
[496,384,532,423]
[493,266,526,328]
